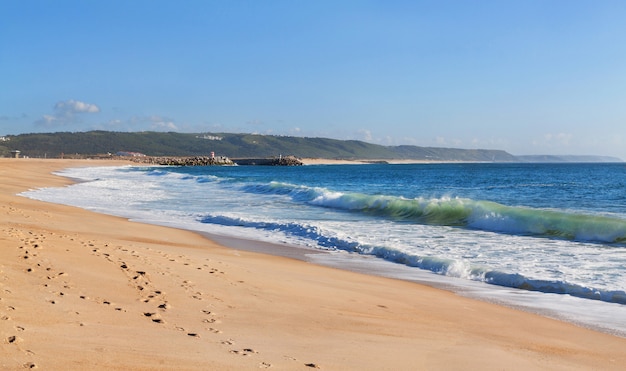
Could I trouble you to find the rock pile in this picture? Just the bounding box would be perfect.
[119,155,303,166]
[126,156,234,166]
[232,156,303,166]
[274,156,303,166]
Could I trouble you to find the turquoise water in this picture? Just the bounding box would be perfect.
[22,162,626,333]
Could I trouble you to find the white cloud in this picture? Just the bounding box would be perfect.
[54,99,100,114]
[35,99,101,128]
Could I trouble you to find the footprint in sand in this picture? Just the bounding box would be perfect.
[230,348,258,356]
[143,312,164,324]
[174,326,201,337]
[5,335,20,344]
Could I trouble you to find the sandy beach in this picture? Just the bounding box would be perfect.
[1,159,626,370]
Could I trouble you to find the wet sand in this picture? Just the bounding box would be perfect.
[1,158,625,370]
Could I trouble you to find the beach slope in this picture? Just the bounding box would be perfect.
[1,159,625,370]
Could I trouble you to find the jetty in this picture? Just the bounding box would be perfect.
[118,155,303,166]
[232,156,303,166]
[124,155,234,166]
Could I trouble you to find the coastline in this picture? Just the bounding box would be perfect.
[2,158,626,370]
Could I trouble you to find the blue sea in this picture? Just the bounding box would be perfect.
[22,162,626,336]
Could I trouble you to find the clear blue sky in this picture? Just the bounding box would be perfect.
[2,1,626,159]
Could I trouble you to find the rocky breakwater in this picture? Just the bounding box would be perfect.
[276,156,303,166]
[232,155,303,166]
[126,155,234,166]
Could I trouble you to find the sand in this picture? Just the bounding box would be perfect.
[1,158,625,370]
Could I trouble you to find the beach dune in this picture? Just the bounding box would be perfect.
[1,159,625,370]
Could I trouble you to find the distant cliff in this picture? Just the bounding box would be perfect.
[0,131,620,162]
[0,131,515,162]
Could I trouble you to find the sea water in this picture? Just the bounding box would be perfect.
[22,162,626,336]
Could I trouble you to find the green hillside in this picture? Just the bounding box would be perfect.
[0,131,518,161]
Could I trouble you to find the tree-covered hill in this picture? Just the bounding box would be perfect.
[0,130,519,162]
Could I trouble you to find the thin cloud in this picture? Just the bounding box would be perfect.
[532,132,574,147]
[98,115,179,132]
[434,136,462,147]
[0,113,28,121]
[246,120,265,127]
[141,115,178,131]
[150,119,178,131]
[358,129,373,142]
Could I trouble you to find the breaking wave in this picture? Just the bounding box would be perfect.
[238,181,626,244]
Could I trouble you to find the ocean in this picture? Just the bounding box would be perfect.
[22,162,626,336]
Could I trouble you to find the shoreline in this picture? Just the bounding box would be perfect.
[200,229,626,339]
[2,158,626,370]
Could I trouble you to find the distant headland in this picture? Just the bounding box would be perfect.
[0,131,621,163]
